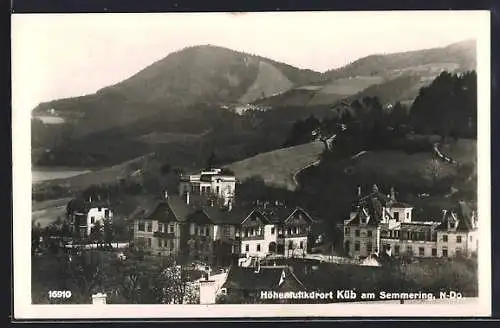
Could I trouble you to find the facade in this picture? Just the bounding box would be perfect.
[130,195,191,257]
[66,199,113,239]
[239,205,315,259]
[343,185,478,259]
[179,168,236,206]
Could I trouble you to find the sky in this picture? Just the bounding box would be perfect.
[11,11,489,113]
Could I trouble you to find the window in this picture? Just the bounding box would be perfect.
[147,238,152,248]
[456,236,462,243]
[195,227,199,235]
[257,244,261,252]
[367,242,373,253]
[147,222,152,232]
[394,245,400,255]
[407,247,414,256]
[158,224,163,232]
[355,229,360,237]
[216,186,220,194]
[442,234,448,242]
[354,242,360,251]
[104,210,110,218]
[159,239,163,248]
[288,241,294,250]
[406,212,409,220]
[432,248,437,256]
[456,248,462,257]
[300,241,304,249]
[138,222,145,231]
[367,230,372,237]
[205,227,210,236]
[442,248,448,257]
[345,227,350,235]
[271,227,275,235]
[470,235,473,242]
[90,217,95,224]
[419,247,425,256]
[169,224,174,233]
[245,244,249,252]
[394,212,400,221]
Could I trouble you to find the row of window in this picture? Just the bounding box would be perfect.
[244,241,305,253]
[347,241,463,257]
[345,228,375,238]
[346,228,470,244]
[138,221,175,233]
[137,237,175,250]
[239,226,306,238]
[192,225,211,236]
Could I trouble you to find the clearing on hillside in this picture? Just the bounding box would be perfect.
[225,141,325,190]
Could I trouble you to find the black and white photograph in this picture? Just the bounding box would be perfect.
[12,11,491,318]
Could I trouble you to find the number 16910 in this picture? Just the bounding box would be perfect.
[48,290,72,299]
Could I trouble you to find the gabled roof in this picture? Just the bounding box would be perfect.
[131,195,194,223]
[188,206,246,225]
[221,266,303,291]
[436,201,476,232]
[345,207,379,227]
[244,205,317,226]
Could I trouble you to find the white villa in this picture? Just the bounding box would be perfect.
[179,168,236,206]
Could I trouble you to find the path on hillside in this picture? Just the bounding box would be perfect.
[432,142,457,164]
[292,159,322,189]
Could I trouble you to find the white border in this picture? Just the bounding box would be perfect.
[13,10,491,319]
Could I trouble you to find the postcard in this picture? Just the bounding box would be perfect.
[12,10,491,319]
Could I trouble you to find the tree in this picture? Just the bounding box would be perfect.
[89,221,104,248]
[103,218,114,249]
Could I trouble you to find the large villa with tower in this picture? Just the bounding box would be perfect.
[343,185,479,260]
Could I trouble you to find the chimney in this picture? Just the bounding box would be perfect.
[92,293,107,305]
[390,187,396,201]
[199,279,217,304]
[186,191,190,205]
[442,209,447,221]
[164,190,168,200]
[357,186,361,197]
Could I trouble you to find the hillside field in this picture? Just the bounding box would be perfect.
[225,141,325,190]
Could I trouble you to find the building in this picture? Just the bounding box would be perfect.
[179,168,236,206]
[343,185,478,259]
[239,204,317,259]
[130,191,318,263]
[219,263,304,303]
[66,198,113,239]
[130,194,192,257]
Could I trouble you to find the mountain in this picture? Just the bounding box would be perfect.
[256,40,476,108]
[324,39,476,80]
[32,45,324,140]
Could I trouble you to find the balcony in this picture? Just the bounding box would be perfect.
[278,232,308,239]
[153,231,176,238]
[240,234,265,241]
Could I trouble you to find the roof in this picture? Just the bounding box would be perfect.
[346,207,379,227]
[221,266,303,291]
[131,195,194,223]
[197,206,247,225]
[400,222,440,232]
[243,205,316,226]
[436,201,476,232]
